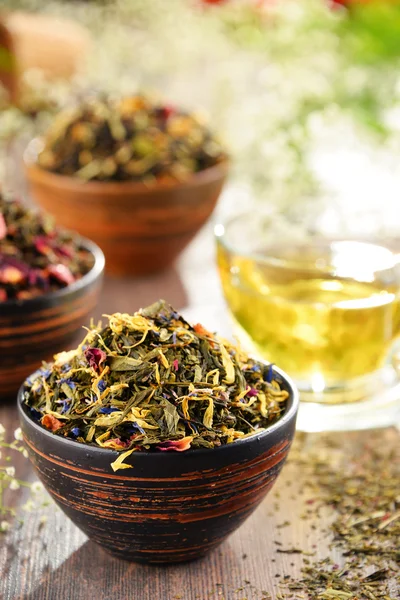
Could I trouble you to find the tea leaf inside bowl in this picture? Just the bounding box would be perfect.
[23,300,289,453]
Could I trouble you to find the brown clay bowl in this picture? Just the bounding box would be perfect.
[0,239,104,399]
[0,18,17,102]
[24,141,229,276]
[0,12,91,100]
[18,365,298,564]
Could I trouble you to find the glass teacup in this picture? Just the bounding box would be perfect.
[215,213,400,431]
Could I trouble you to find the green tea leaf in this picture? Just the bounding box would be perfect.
[109,356,141,371]
[194,364,202,383]
[219,340,235,384]
[23,301,288,456]
[160,399,179,436]
[94,412,123,427]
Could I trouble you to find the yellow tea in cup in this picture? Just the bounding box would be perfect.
[216,215,400,413]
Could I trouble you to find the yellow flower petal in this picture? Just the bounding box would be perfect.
[203,398,214,429]
[110,449,135,472]
[219,340,235,384]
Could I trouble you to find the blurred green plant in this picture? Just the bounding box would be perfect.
[340,1,400,64]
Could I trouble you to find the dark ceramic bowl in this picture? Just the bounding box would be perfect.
[18,366,298,564]
[0,239,104,399]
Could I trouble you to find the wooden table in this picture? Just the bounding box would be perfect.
[1,229,399,600]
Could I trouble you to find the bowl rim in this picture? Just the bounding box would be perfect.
[0,236,105,311]
[18,364,299,459]
[24,138,230,194]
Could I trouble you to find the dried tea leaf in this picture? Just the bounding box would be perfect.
[23,301,288,454]
[109,356,141,371]
[94,412,123,427]
[37,95,226,183]
[280,431,400,599]
[160,399,179,436]
[0,195,94,302]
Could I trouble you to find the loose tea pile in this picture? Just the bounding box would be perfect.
[23,300,288,460]
[0,424,47,534]
[0,195,94,302]
[279,431,400,600]
[37,94,226,182]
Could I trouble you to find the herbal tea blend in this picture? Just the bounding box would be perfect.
[278,431,400,599]
[23,300,288,457]
[37,95,226,182]
[0,195,94,302]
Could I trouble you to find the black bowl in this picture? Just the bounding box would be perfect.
[18,365,298,564]
[0,239,104,399]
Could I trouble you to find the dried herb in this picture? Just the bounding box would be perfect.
[0,425,47,533]
[283,557,399,600]
[23,300,288,462]
[37,95,226,182]
[0,195,94,302]
[280,432,400,599]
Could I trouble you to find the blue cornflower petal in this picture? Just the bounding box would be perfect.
[26,366,50,386]
[264,363,274,383]
[60,377,76,389]
[30,408,42,421]
[71,427,80,437]
[59,399,70,414]
[125,422,145,435]
[188,422,198,434]
[25,373,37,386]
[97,380,107,393]
[99,407,119,414]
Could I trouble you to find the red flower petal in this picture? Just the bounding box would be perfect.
[84,347,107,372]
[193,322,216,347]
[102,438,130,449]
[42,414,63,432]
[157,436,193,452]
[47,264,75,285]
[0,214,7,240]
[246,387,259,397]
[156,105,176,120]
[56,244,74,259]
[34,236,52,256]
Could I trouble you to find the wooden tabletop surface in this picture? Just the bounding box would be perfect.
[1,226,399,600]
